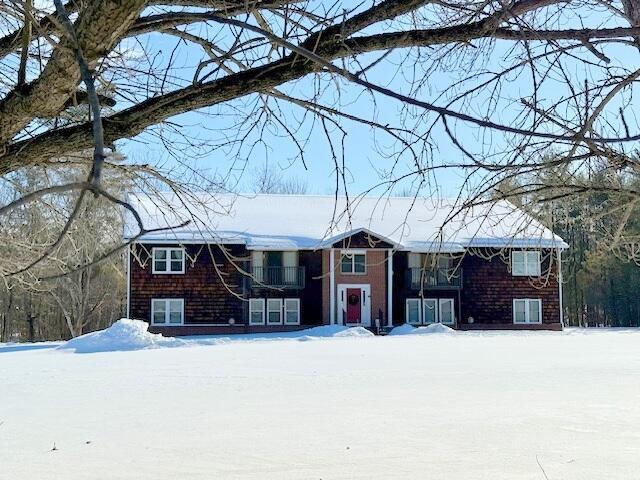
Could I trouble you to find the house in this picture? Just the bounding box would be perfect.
[125,194,568,334]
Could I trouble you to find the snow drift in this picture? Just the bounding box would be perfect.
[58,319,187,353]
[389,323,457,336]
[58,320,374,353]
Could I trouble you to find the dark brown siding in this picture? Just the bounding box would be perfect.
[129,244,247,327]
[392,249,561,329]
[129,244,324,333]
[460,249,561,328]
[391,251,461,326]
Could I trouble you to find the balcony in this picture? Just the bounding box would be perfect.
[407,267,463,290]
[247,266,306,289]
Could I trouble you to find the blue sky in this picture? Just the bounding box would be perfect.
[117,6,640,199]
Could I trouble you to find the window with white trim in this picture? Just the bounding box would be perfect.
[249,299,265,325]
[250,298,301,326]
[284,298,301,325]
[511,251,541,276]
[406,298,421,325]
[340,250,366,274]
[405,298,456,325]
[513,299,542,324]
[267,298,283,325]
[152,247,185,274]
[151,299,184,325]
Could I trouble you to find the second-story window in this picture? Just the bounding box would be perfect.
[511,251,541,276]
[152,247,185,274]
[341,250,366,274]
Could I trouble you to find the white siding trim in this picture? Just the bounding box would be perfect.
[387,249,393,327]
[329,249,335,325]
[126,244,131,319]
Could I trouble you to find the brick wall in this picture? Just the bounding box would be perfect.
[321,249,388,324]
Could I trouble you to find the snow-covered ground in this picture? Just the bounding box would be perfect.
[1,323,639,479]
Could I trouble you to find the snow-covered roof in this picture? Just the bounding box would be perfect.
[124,193,568,251]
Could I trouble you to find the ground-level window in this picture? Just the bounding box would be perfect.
[250,298,301,325]
[513,299,542,324]
[406,298,421,325]
[511,251,541,276]
[249,299,265,325]
[151,299,184,325]
[340,250,366,274]
[152,247,185,274]
[405,298,455,325]
[284,298,301,325]
[267,299,283,325]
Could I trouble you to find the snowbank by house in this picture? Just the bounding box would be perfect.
[389,323,457,336]
[58,319,187,353]
[58,320,374,353]
[297,325,374,338]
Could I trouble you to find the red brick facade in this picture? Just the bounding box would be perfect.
[321,249,389,325]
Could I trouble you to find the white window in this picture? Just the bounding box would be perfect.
[249,299,265,325]
[423,299,437,324]
[341,250,366,274]
[405,298,456,325]
[408,253,422,269]
[512,251,541,276]
[439,298,455,325]
[251,251,264,282]
[284,298,301,325]
[405,298,421,325]
[513,299,542,324]
[151,299,184,325]
[152,247,185,274]
[267,298,283,325]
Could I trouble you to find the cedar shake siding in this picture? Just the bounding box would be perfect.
[459,249,561,330]
[129,243,323,334]
[392,249,561,329]
[129,244,246,333]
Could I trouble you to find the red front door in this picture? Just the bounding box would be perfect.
[346,288,362,323]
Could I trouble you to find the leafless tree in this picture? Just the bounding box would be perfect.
[1,0,640,281]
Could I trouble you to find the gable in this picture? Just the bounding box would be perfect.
[331,230,394,249]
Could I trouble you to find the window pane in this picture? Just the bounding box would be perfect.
[341,255,352,273]
[408,253,421,269]
[440,299,454,324]
[423,300,437,324]
[170,249,183,260]
[267,299,282,324]
[529,300,541,323]
[154,259,167,272]
[407,299,420,324]
[512,252,525,275]
[514,300,526,322]
[527,252,541,275]
[152,300,166,324]
[170,260,182,272]
[168,300,182,324]
[155,250,167,260]
[285,299,299,324]
[354,254,366,273]
[249,299,264,325]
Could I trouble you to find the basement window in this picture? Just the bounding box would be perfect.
[152,247,185,274]
[513,299,542,324]
[151,299,184,325]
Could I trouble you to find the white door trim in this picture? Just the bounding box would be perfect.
[337,284,371,326]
